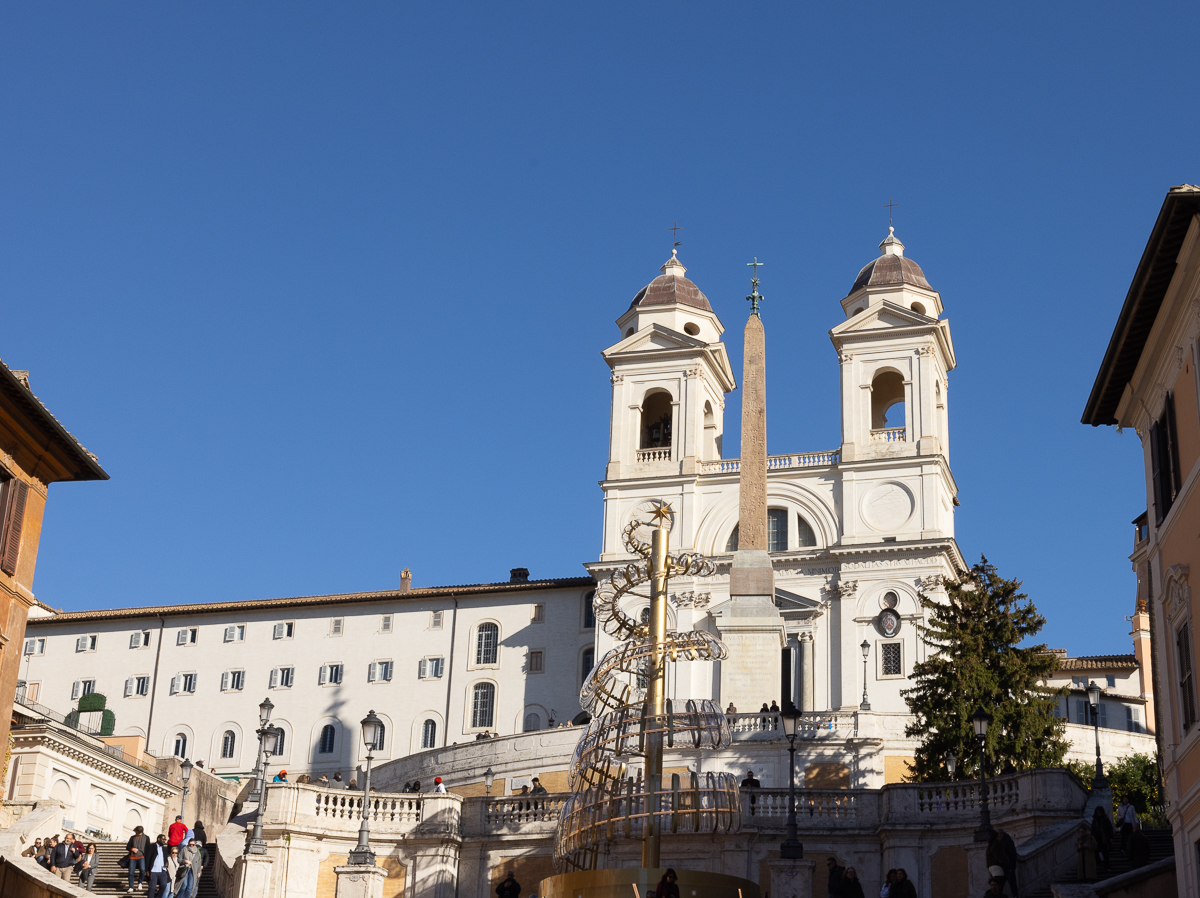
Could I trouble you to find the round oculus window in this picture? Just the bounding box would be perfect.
[881,590,899,609]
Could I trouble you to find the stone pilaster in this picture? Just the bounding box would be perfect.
[334,864,385,898]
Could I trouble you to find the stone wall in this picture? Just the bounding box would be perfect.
[156,759,240,840]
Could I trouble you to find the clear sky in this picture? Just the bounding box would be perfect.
[2,4,1196,655]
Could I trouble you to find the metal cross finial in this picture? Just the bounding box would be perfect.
[746,257,764,316]
[884,198,899,227]
[668,221,682,250]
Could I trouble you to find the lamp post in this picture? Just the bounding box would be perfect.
[180,758,194,827]
[248,697,274,803]
[348,710,383,866]
[779,706,803,859]
[246,725,281,855]
[859,640,871,711]
[945,751,957,779]
[1087,680,1108,787]
[484,767,496,798]
[971,707,994,842]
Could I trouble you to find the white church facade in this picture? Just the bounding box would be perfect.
[15,230,1150,812]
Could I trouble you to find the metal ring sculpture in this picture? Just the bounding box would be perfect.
[554,519,741,870]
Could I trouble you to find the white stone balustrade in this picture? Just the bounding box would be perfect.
[698,450,840,475]
[635,447,672,462]
[261,783,462,838]
[726,711,854,741]
[742,788,874,825]
[870,427,906,443]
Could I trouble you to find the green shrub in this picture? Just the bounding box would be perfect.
[78,693,107,712]
[99,710,116,737]
[65,710,79,729]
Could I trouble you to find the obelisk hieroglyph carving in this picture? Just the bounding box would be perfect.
[720,260,785,713]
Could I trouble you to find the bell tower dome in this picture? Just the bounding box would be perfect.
[830,229,956,463]
[602,250,735,481]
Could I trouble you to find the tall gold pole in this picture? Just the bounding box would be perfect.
[642,519,669,868]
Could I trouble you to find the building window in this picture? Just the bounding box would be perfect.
[221,670,245,692]
[71,679,96,700]
[176,628,198,646]
[767,508,788,552]
[1072,677,1087,688]
[471,682,496,728]
[270,667,294,689]
[75,635,98,653]
[640,391,673,449]
[1150,392,1183,524]
[1126,706,1142,733]
[272,729,286,757]
[0,472,29,576]
[319,664,344,686]
[221,730,236,759]
[1075,699,1089,725]
[640,607,651,625]
[23,638,44,656]
[532,604,545,623]
[330,618,344,636]
[881,643,902,677]
[129,630,151,649]
[1106,675,1116,688]
[318,724,336,754]
[1178,623,1198,731]
[422,719,437,749]
[431,611,443,630]
[381,614,393,633]
[170,673,198,694]
[272,622,295,640]
[173,734,187,758]
[528,651,544,673]
[223,626,245,643]
[524,712,542,732]
[124,676,151,698]
[418,657,444,679]
[583,592,596,629]
[368,660,394,682]
[797,515,817,547]
[370,724,385,752]
[582,648,595,684]
[726,525,739,553]
[476,623,499,665]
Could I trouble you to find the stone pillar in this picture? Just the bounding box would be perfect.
[801,633,814,712]
[721,311,786,712]
[767,858,815,898]
[235,853,275,898]
[334,864,385,898]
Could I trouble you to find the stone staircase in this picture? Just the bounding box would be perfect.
[1024,828,1174,898]
[85,841,221,898]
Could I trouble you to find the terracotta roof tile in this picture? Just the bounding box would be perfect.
[1056,654,1138,671]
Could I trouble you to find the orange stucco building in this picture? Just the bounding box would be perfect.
[0,362,107,763]
[1084,184,1200,896]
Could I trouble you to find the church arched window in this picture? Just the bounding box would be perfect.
[703,401,717,460]
[583,592,595,629]
[871,370,906,432]
[640,606,651,624]
[725,525,739,553]
[471,683,496,728]
[640,392,673,449]
[797,515,817,547]
[422,719,437,749]
[318,724,336,754]
[476,623,499,665]
[768,509,788,552]
[220,730,236,759]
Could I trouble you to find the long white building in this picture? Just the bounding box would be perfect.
[18,229,1152,798]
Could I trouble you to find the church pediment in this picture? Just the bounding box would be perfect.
[605,323,708,356]
[830,301,935,335]
[774,587,824,620]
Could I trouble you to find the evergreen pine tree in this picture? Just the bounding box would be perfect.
[902,556,1068,781]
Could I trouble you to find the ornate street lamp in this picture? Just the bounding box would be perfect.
[246,725,281,856]
[348,710,383,866]
[180,758,194,827]
[1087,681,1108,787]
[944,751,957,779]
[859,640,871,711]
[779,705,803,859]
[248,697,275,803]
[484,767,496,798]
[971,707,994,842]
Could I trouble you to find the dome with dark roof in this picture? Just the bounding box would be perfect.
[630,250,713,312]
[849,228,932,294]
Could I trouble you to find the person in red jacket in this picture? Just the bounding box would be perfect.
[167,815,188,847]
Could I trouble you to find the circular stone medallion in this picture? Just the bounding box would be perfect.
[862,482,914,531]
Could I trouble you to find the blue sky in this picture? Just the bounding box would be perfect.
[2,4,1195,655]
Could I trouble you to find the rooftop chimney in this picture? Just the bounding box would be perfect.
[400,568,412,593]
[510,567,529,583]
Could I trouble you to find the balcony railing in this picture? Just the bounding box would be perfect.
[485,794,566,827]
[262,783,462,838]
[870,427,906,443]
[636,447,672,463]
[742,789,873,825]
[699,450,840,475]
[725,711,855,741]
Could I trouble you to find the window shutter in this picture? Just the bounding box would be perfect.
[71,680,81,700]
[169,676,179,695]
[224,626,235,643]
[368,662,377,683]
[319,665,328,685]
[221,671,230,691]
[383,662,393,681]
[130,632,141,649]
[177,629,188,646]
[0,479,28,576]
[76,636,87,653]
[434,658,444,677]
[189,673,198,693]
[124,678,135,698]
[269,668,279,688]
[23,638,35,655]
[1150,422,1165,523]
[1167,391,1183,496]
[418,659,427,679]
[273,623,285,639]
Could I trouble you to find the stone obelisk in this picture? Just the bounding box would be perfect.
[720,261,785,712]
